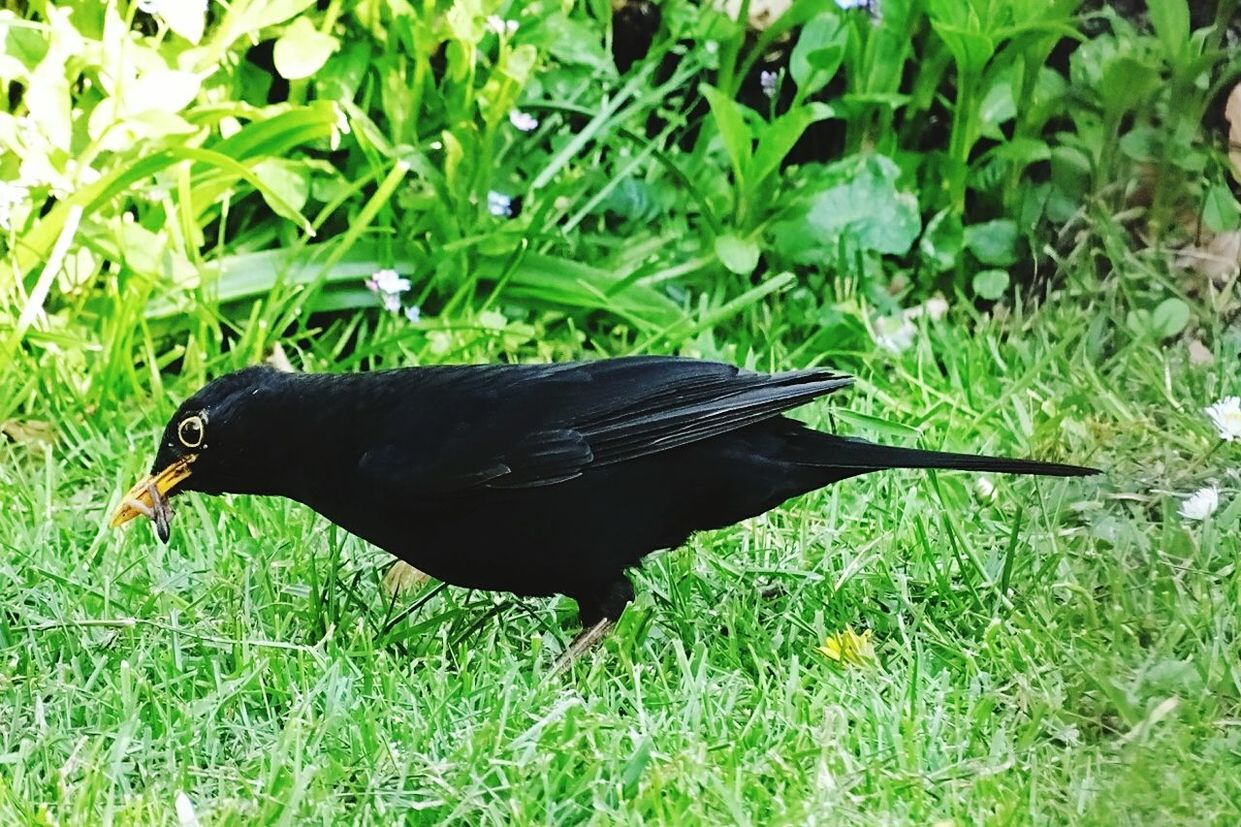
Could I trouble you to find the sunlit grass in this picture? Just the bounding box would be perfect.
[2,270,1237,823]
[2,0,1239,822]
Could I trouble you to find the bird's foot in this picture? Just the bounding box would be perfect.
[549,618,615,676]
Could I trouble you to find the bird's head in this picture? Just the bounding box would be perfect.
[110,365,287,542]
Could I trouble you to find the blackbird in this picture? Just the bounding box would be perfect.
[112,357,1097,651]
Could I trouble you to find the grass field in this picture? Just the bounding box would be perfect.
[3,0,1240,822]
[3,270,1238,824]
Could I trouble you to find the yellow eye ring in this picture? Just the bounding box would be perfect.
[178,414,206,448]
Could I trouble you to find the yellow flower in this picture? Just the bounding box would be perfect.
[817,626,875,667]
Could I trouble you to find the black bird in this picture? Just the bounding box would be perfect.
[112,357,1097,657]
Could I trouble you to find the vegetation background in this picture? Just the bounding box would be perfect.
[1,0,1239,822]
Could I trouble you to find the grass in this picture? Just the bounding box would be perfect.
[2,1,1239,821]
[2,264,1238,824]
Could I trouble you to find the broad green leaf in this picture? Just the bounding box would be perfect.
[2,13,49,69]
[979,75,1016,138]
[1119,127,1160,162]
[1203,184,1241,233]
[701,84,753,185]
[770,155,921,261]
[541,14,612,71]
[714,233,761,275]
[253,159,312,214]
[964,219,1020,266]
[972,268,1010,300]
[1147,0,1189,66]
[145,244,683,328]
[749,103,833,187]
[1099,55,1161,121]
[273,17,339,80]
[920,209,964,272]
[1151,297,1191,339]
[928,0,995,79]
[789,13,847,96]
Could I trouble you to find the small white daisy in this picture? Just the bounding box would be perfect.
[1178,485,1220,521]
[1204,396,1241,442]
[487,191,513,217]
[509,110,539,132]
[759,70,778,99]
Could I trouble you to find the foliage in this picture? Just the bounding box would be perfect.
[0,0,1237,387]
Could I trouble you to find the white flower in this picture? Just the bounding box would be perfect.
[486,15,518,36]
[365,268,411,313]
[871,297,951,353]
[872,315,916,353]
[907,296,949,322]
[1205,396,1241,442]
[366,268,411,295]
[836,0,880,17]
[0,181,28,230]
[759,70,778,99]
[976,477,997,501]
[1178,485,1220,521]
[174,791,200,827]
[509,110,539,132]
[487,191,513,217]
[404,305,422,323]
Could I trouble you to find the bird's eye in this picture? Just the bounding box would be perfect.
[177,415,206,448]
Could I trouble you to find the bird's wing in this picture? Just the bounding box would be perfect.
[358,357,852,495]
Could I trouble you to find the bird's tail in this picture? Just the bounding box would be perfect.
[798,432,1099,477]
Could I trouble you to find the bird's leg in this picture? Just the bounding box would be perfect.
[550,578,634,675]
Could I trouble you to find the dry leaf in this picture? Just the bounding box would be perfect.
[1187,338,1215,366]
[1176,229,1241,286]
[383,560,431,596]
[266,342,295,373]
[1,419,53,446]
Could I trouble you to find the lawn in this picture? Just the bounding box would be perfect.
[2,0,1240,823]
[3,271,1238,823]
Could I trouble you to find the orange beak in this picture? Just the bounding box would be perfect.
[110,455,196,530]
